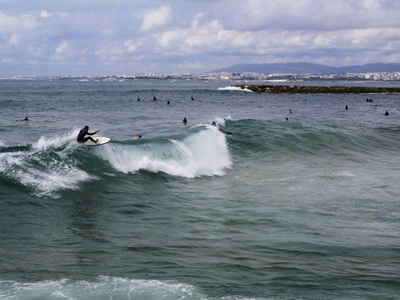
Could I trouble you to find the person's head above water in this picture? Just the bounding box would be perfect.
[83,125,89,131]
[212,121,216,126]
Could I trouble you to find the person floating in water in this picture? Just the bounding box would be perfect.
[345,105,348,110]
[167,100,170,105]
[191,96,194,101]
[385,110,389,116]
[212,121,234,135]
[16,116,29,121]
[77,125,99,144]
[182,117,187,125]
[134,135,142,139]
[137,98,141,101]
[153,96,157,101]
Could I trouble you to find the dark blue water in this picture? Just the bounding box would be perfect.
[1,79,399,299]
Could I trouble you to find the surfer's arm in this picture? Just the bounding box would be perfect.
[87,130,100,135]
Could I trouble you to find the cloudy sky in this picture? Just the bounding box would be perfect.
[1,0,399,76]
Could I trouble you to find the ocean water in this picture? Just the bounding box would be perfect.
[0,79,399,299]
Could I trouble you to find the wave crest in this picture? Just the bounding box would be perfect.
[98,126,232,177]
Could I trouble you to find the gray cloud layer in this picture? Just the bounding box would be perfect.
[1,0,399,76]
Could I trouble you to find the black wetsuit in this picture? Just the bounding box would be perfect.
[218,128,234,135]
[77,129,97,143]
[212,123,233,135]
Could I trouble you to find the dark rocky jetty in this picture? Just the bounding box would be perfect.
[235,84,400,94]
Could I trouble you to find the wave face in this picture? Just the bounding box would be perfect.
[0,125,231,197]
[227,119,400,158]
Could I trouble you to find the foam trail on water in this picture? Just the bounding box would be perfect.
[98,126,232,177]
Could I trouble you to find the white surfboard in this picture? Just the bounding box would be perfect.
[84,136,111,146]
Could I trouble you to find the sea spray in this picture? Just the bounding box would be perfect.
[33,129,79,151]
[218,86,252,92]
[97,126,232,177]
[0,131,93,197]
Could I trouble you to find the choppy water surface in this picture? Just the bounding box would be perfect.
[0,79,399,299]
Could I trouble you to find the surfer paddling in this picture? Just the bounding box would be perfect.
[77,125,99,144]
[212,121,234,135]
[15,116,29,121]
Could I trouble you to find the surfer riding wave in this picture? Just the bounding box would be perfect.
[77,125,99,144]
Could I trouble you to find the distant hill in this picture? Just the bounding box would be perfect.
[211,62,400,74]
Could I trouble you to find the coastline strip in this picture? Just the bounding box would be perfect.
[235,84,400,94]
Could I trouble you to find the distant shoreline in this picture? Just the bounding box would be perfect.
[235,84,400,94]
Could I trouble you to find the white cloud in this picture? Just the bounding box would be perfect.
[102,28,114,37]
[0,12,38,34]
[9,33,21,44]
[124,39,139,52]
[220,0,400,32]
[231,33,254,48]
[55,40,69,54]
[1,0,400,75]
[152,18,230,53]
[51,40,82,62]
[40,10,68,19]
[40,11,52,18]
[190,13,204,29]
[140,5,172,31]
[2,57,17,63]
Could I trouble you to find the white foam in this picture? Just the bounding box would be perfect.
[0,277,205,299]
[98,127,232,178]
[17,161,91,198]
[33,129,79,151]
[0,130,92,198]
[210,116,232,127]
[218,86,252,92]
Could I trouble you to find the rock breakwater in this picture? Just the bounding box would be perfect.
[235,84,400,94]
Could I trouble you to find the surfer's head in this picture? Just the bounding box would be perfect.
[84,125,89,131]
